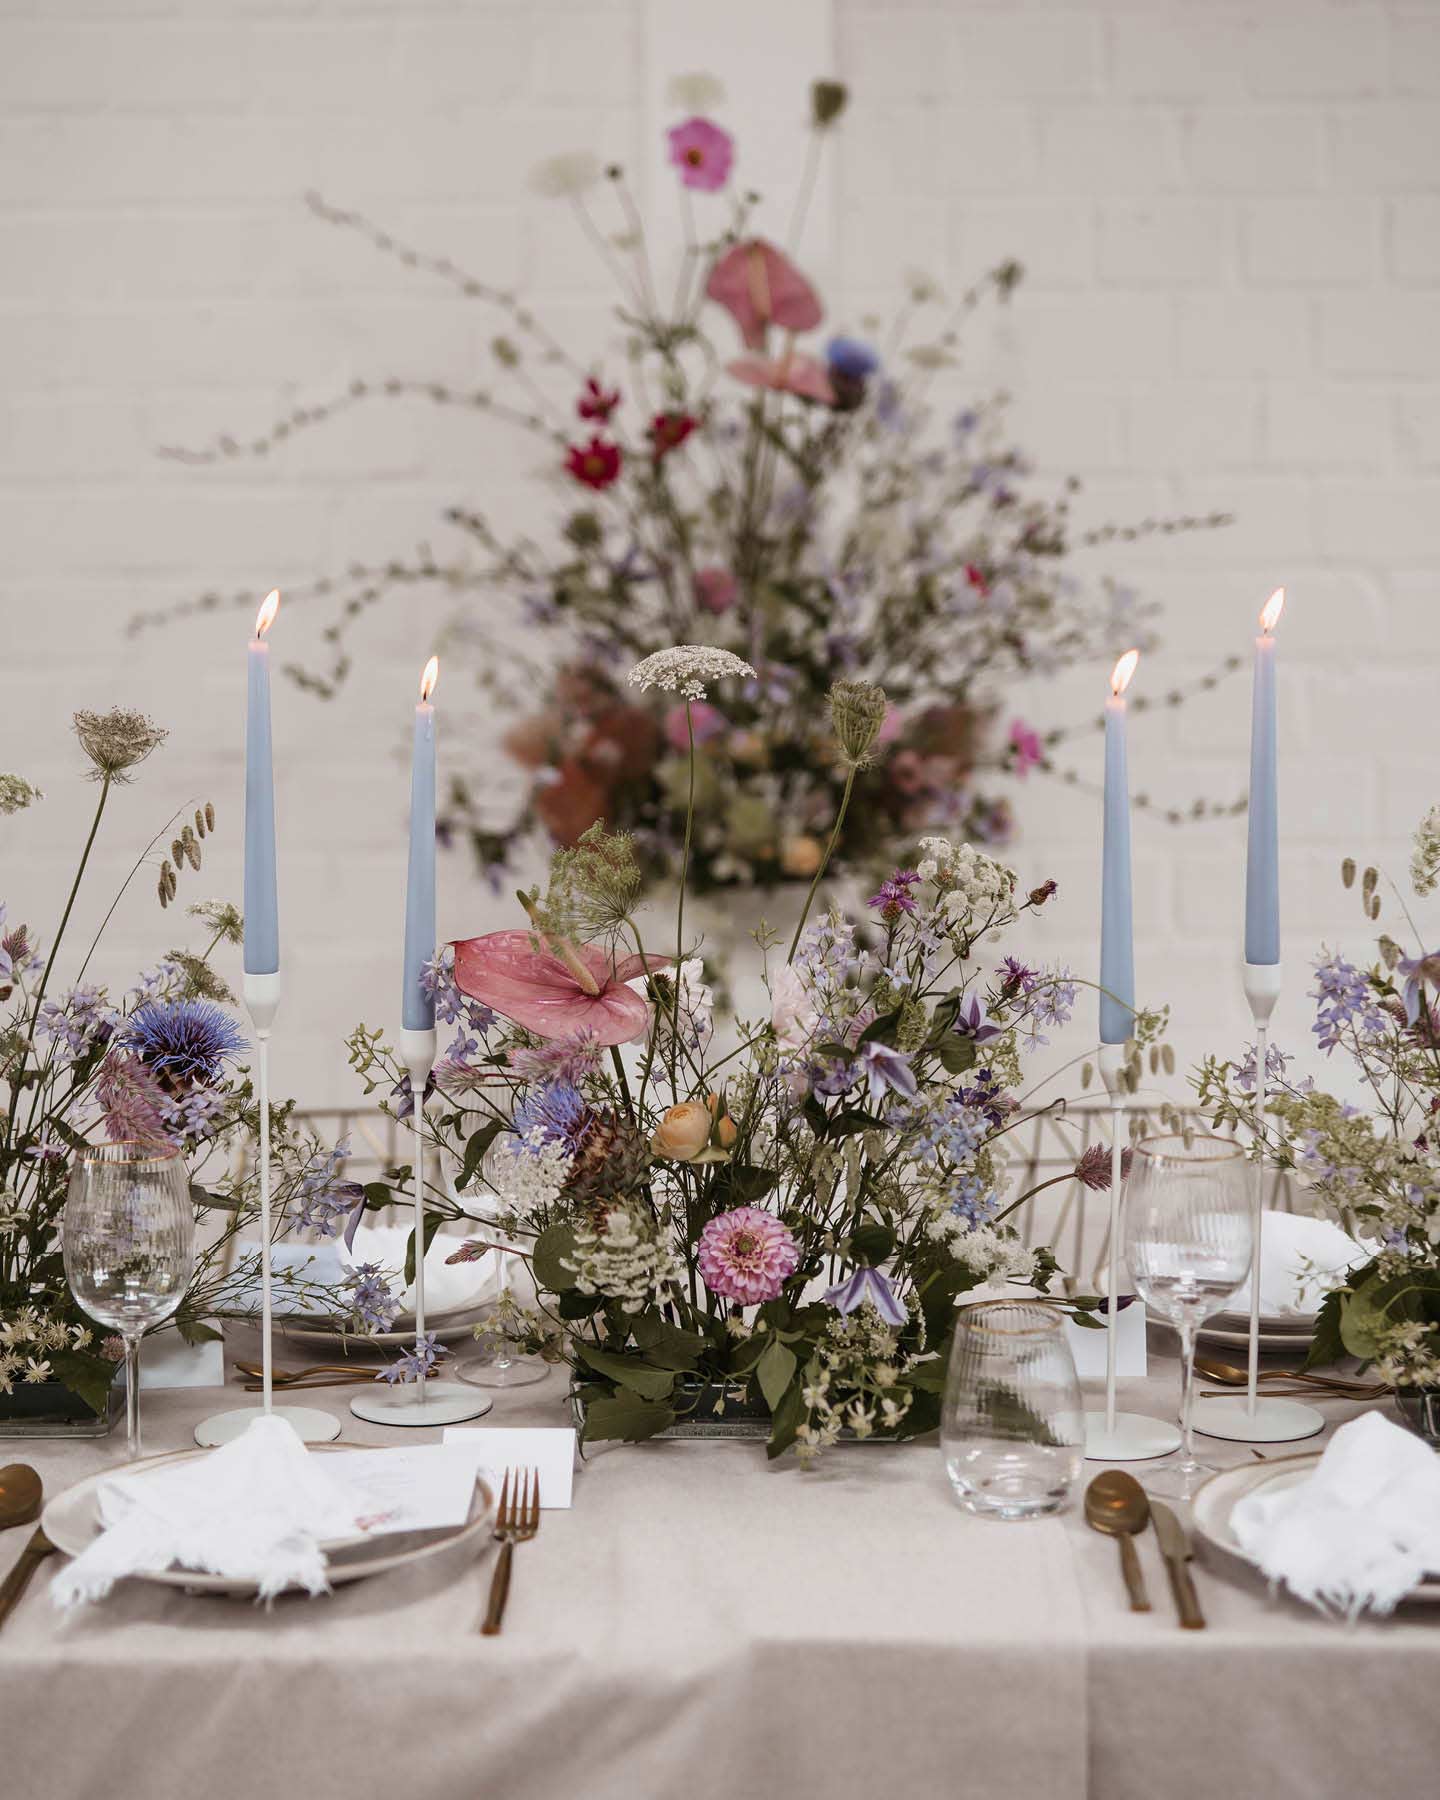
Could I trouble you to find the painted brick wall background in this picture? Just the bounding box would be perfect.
[2,0,1436,1110]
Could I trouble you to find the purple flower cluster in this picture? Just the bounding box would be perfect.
[379,1331,448,1384]
[344,1262,401,1334]
[295,1139,366,1239]
[946,1173,997,1226]
[867,869,920,920]
[1312,952,1388,1054]
[38,984,116,1056]
[422,947,496,1036]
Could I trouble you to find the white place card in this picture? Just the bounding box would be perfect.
[442,1426,577,1509]
[331,1445,483,1534]
[1065,1303,1147,1381]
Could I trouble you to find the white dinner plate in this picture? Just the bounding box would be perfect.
[279,1304,488,1350]
[42,1446,495,1598]
[1191,1454,1440,1605]
[1146,1307,1316,1353]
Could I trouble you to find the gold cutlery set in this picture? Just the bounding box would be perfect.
[1193,1355,1389,1402]
[1085,1469,1205,1629]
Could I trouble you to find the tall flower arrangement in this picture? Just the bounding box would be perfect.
[1196,810,1440,1391]
[0,720,374,1413]
[140,75,1238,892]
[343,654,1155,1460]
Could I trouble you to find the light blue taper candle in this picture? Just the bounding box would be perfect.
[1100,650,1139,1045]
[243,591,280,976]
[401,657,439,1032]
[1244,589,1285,967]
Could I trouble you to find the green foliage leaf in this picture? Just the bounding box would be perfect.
[403,1211,444,1286]
[906,1355,949,1395]
[580,1389,676,1444]
[47,1348,116,1417]
[575,1345,677,1403]
[1302,1287,1347,1369]
[532,1221,579,1294]
[754,1337,798,1411]
[629,1312,706,1371]
[849,1221,895,1265]
[459,1119,504,1190]
[826,1108,884,1139]
[711,1164,777,1206]
[765,1374,807,1460]
[938,1035,977,1075]
[857,1007,903,1048]
[173,1315,224,1347]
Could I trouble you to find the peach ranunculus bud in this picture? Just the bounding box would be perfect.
[651,1100,715,1162]
[715,1113,738,1149]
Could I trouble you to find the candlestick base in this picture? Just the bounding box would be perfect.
[194,1404,342,1447]
[1083,1411,1182,1462]
[1191,1394,1324,1444]
[1242,961,1282,1024]
[349,1381,493,1428]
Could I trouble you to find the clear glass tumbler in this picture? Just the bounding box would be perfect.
[941,1299,1085,1520]
[1123,1132,1253,1499]
[62,1142,196,1458]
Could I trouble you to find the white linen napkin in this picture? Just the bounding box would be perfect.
[1228,1211,1367,1318]
[341,1223,497,1317]
[1230,1411,1440,1616]
[51,1416,365,1608]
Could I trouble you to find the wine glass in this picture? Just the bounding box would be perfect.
[1123,1132,1253,1499]
[941,1300,1085,1519]
[455,1242,549,1390]
[62,1142,195,1458]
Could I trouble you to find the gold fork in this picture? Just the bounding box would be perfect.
[480,1467,539,1636]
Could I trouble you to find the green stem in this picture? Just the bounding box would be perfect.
[670,704,696,1091]
[786,763,857,962]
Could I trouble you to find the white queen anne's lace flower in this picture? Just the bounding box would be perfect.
[1412,805,1440,897]
[667,71,725,109]
[628,645,756,702]
[529,151,603,199]
[485,1130,573,1219]
[917,836,1017,919]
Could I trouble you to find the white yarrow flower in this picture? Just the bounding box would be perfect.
[667,71,726,110]
[1412,805,1440,897]
[529,151,603,199]
[628,644,756,702]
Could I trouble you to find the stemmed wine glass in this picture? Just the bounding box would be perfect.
[62,1142,196,1459]
[1123,1132,1253,1500]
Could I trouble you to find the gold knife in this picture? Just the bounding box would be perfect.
[0,1525,57,1631]
[1150,1502,1205,1630]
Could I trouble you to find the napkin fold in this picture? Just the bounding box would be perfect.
[1228,1211,1367,1318]
[1231,1411,1440,1617]
[51,1416,365,1609]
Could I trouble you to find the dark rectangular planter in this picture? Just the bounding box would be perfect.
[0,1376,122,1439]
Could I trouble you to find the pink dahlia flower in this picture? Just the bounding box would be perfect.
[698,1206,799,1307]
[668,116,734,192]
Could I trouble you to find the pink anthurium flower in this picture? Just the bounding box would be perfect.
[452,930,670,1046]
[706,239,822,351]
[727,352,835,405]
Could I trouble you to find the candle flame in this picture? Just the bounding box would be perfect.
[1260,587,1285,634]
[1110,648,1139,697]
[254,590,280,639]
[419,655,439,702]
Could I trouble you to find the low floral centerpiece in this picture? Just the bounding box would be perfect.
[140,74,1236,894]
[1197,809,1440,1438]
[0,716,372,1426]
[346,649,1141,1459]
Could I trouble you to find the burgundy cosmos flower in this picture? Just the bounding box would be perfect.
[577,376,620,422]
[650,412,697,458]
[565,436,622,490]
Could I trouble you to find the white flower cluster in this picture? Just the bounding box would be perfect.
[0,1306,94,1395]
[1412,805,1440,897]
[0,774,42,816]
[528,151,603,199]
[925,1217,1037,1285]
[564,1204,681,1314]
[485,1130,573,1220]
[628,645,756,702]
[916,837,1017,922]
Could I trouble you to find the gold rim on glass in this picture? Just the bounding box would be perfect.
[73,1140,182,1167]
[956,1299,1065,1338]
[1131,1131,1245,1166]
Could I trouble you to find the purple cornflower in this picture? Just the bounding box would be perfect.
[998,957,1038,994]
[857,1042,917,1107]
[295,1139,367,1239]
[345,1263,401,1334]
[512,1081,592,1158]
[379,1332,448,1384]
[122,999,247,1086]
[867,869,920,921]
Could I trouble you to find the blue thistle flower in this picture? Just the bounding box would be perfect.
[512,1080,593,1158]
[121,999,247,1085]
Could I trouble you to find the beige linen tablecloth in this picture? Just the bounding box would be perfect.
[2,1329,1438,1800]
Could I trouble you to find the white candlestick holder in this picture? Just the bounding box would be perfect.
[350,1028,491,1428]
[1192,962,1322,1445]
[196,972,341,1448]
[1082,1044,1182,1462]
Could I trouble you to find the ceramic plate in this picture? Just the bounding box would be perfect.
[42,1446,495,1598]
[1191,1454,1440,1605]
[279,1305,488,1350]
[1196,1320,1314,1352]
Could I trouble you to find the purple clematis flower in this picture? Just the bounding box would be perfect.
[953,994,1002,1043]
[824,1266,907,1328]
[1397,952,1440,1026]
[856,1042,917,1107]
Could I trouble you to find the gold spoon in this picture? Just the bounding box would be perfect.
[232,1361,374,1384]
[1085,1470,1151,1612]
[0,1464,42,1532]
[1194,1355,1382,1393]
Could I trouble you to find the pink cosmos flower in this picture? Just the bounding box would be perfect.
[668,117,734,192]
[664,701,727,752]
[697,1207,800,1306]
[1008,718,1043,778]
[452,931,669,1046]
[727,352,835,406]
[694,567,738,615]
[706,239,822,351]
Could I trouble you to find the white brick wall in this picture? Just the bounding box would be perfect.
[2,0,1437,1110]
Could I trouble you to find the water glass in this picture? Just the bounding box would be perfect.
[62,1142,196,1458]
[941,1300,1084,1519]
[1124,1132,1252,1499]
